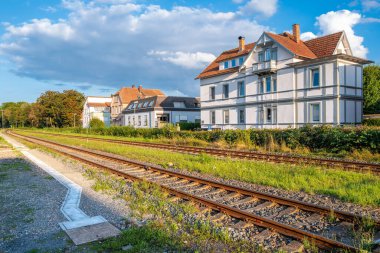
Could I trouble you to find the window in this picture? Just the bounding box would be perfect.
[223,110,229,124]
[128,116,131,125]
[259,107,264,123]
[265,48,271,61]
[272,106,277,124]
[310,104,320,123]
[271,48,277,61]
[259,82,264,94]
[173,102,186,108]
[273,78,277,92]
[224,61,229,69]
[239,57,244,65]
[138,115,141,126]
[210,111,216,124]
[231,59,236,67]
[179,115,188,123]
[311,68,320,87]
[258,52,264,62]
[223,84,229,99]
[148,100,154,107]
[239,109,245,124]
[142,102,148,107]
[210,87,215,100]
[137,103,142,108]
[266,76,271,92]
[266,108,272,122]
[238,81,245,97]
[144,115,148,126]
[132,116,135,125]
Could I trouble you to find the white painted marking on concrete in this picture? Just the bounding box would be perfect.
[1,133,107,230]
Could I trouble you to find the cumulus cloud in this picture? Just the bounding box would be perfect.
[316,10,368,58]
[0,1,267,96]
[239,0,278,17]
[300,32,317,41]
[148,51,216,69]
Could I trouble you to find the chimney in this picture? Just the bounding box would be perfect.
[238,36,245,52]
[138,85,142,92]
[292,24,300,43]
[131,84,135,88]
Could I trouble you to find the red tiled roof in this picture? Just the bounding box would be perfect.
[266,32,316,59]
[87,102,110,107]
[196,43,255,79]
[304,32,343,58]
[115,87,165,104]
[197,31,344,80]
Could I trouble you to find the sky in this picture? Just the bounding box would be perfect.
[0,0,379,103]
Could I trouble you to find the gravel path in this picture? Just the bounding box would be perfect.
[0,138,131,253]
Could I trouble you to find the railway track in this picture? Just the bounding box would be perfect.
[9,131,379,252]
[18,130,380,175]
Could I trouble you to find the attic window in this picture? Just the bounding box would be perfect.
[142,101,148,107]
[148,100,154,107]
[224,61,229,69]
[173,102,186,108]
[239,57,244,65]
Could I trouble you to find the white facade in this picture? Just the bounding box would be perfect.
[199,30,369,129]
[82,96,112,128]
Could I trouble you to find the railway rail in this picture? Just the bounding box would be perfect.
[8,131,380,252]
[18,130,380,175]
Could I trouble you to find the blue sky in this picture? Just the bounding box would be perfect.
[0,0,379,103]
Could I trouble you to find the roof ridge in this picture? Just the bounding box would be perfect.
[304,31,344,42]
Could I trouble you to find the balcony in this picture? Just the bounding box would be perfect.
[252,60,277,75]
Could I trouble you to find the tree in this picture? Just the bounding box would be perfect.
[363,65,380,114]
[89,118,105,128]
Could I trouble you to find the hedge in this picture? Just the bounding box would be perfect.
[61,125,380,153]
[363,118,380,126]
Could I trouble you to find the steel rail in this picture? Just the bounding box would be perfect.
[19,130,380,174]
[8,131,361,251]
[10,131,379,226]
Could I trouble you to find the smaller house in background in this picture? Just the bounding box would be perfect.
[111,85,165,125]
[82,96,112,128]
[122,96,201,128]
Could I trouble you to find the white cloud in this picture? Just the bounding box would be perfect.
[239,0,278,17]
[316,10,368,58]
[0,1,268,96]
[300,32,317,41]
[362,0,380,10]
[148,51,216,69]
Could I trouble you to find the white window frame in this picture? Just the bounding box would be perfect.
[210,111,216,124]
[238,108,245,124]
[310,67,320,88]
[237,81,245,97]
[223,110,229,124]
[210,86,216,100]
[223,84,229,99]
[224,61,229,69]
[309,103,321,123]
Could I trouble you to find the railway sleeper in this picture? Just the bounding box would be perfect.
[268,207,298,219]
[280,240,304,253]
[245,201,276,212]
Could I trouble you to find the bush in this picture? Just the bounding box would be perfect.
[54,125,380,154]
[363,118,380,126]
[89,118,105,128]
[177,122,200,131]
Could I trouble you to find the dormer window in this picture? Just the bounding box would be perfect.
[224,61,229,69]
[239,57,244,65]
[258,52,264,62]
[231,59,236,67]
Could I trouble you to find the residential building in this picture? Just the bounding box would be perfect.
[82,96,112,128]
[111,85,165,125]
[122,96,200,128]
[196,24,372,129]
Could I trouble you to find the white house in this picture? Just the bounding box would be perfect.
[196,24,372,129]
[122,96,200,128]
[82,96,112,128]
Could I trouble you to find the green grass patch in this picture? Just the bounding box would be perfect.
[19,130,380,206]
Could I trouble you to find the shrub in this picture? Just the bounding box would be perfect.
[178,122,200,131]
[89,118,105,128]
[363,118,380,126]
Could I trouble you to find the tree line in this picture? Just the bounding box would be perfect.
[0,90,85,128]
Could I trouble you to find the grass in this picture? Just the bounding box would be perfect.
[84,168,262,252]
[18,130,380,207]
[23,128,380,163]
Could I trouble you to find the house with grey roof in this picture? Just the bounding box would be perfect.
[122,96,200,128]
